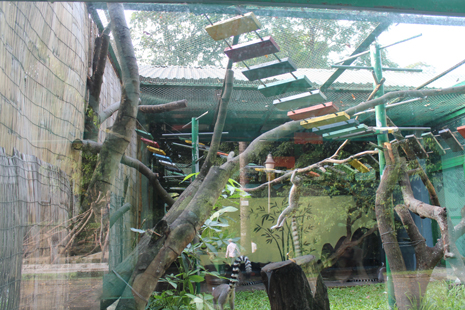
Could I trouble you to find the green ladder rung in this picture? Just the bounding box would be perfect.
[312,119,359,135]
[323,124,370,139]
[135,129,153,140]
[273,90,327,111]
[258,75,313,97]
[242,58,297,81]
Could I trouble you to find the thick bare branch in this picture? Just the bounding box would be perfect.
[397,158,453,258]
[395,204,444,269]
[99,99,188,123]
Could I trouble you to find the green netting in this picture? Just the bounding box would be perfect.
[102,3,465,142]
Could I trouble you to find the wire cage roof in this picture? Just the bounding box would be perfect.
[91,3,465,142]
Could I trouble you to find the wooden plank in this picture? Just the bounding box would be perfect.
[205,12,261,41]
[154,154,172,162]
[322,124,370,139]
[439,129,463,152]
[405,135,428,159]
[273,90,327,111]
[135,129,153,140]
[242,58,297,81]
[147,146,166,156]
[140,137,160,148]
[224,36,279,62]
[294,132,323,144]
[457,125,465,139]
[258,75,313,97]
[311,119,359,135]
[421,132,446,156]
[349,159,370,173]
[300,112,350,129]
[288,102,338,120]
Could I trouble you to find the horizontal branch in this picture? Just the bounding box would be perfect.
[245,148,378,192]
[345,84,465,116]
[99,99,188,123]
[395,204,444,269]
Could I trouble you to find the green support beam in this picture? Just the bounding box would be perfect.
[371,42,396,309]
[320,21,390,91]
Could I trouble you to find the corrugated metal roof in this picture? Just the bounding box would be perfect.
[139,65,462,89]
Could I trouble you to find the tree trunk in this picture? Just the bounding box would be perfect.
[260,255,329,310]
[375,143,413,310]
[84,3,140,222]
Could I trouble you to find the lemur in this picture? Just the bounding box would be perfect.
[271,169,302,230]
[212,255,252,310]
[271,170,302,257]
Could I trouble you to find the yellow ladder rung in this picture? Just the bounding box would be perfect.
[147,146,166,156]
[205,12,261,41]
[349,159,370,173]
[300,112,350,129]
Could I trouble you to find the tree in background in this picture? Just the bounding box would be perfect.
[130,10,378,68]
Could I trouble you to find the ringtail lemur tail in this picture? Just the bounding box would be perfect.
[212,255,252,310]
[291,215,301,257]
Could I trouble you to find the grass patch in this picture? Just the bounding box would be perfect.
[234,290,270,310]
[329,284,389,310]
[233,281,465,310]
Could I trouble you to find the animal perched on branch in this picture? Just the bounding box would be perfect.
[271,170,302,229]
[212,255,252,310]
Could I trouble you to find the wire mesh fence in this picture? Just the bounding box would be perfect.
[0,147,72,310]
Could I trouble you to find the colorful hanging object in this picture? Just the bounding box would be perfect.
[242,58,297,81]
[224,36,280,62]
[294,132,323,144]
[349,159,370,173]
[300,112,351,129]
[457,125,465,139]
[258,76,313,97]
[288,102,338,120]
[312,119,359,135]
[205,12,261,41]
[135,129,153,140]
[140,137,160,148]
[147,145,166,156]
[273,90,327,111]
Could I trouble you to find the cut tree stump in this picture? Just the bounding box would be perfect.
[260,255,330,310]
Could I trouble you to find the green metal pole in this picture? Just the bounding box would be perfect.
[191,117,199,177]
[371,43,396,309]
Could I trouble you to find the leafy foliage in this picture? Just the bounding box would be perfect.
[130,11,382,68]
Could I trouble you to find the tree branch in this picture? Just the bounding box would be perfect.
[99,99,188,124]
[395,204,444,269]
[72,139,174,207]
[244,148,378,192]
[345,84,465,116]
[397,157,453,258]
